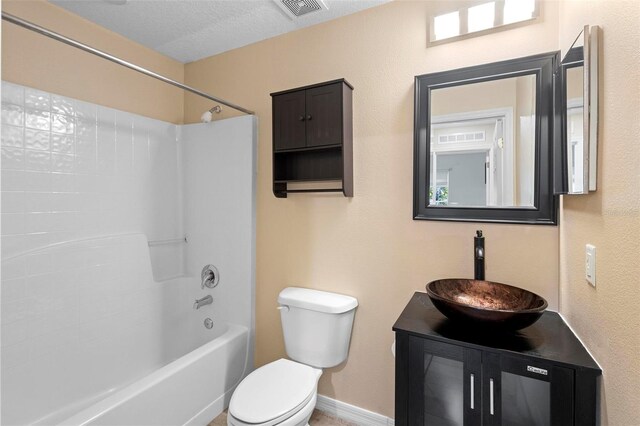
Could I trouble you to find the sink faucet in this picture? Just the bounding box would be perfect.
[474,230,485,280]
[194,295,213,310]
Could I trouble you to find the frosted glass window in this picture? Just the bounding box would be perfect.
[434,11,460,41]
[430,0,538,44]
[468,2,495,33]
[504,0,536,25]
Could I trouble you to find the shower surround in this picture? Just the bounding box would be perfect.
[0,82,256,425]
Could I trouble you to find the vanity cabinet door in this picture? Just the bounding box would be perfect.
[483,353,574,426]
[407,336,482,426]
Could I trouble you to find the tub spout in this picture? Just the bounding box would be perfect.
[194,295,213,310]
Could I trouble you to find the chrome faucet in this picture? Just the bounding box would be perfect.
[194,295,213,310]
[201,265,219,289]
[474,230,485,280]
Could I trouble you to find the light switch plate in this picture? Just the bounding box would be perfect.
[586,244,596,286]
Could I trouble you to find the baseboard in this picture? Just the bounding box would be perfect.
[315,395,394,426]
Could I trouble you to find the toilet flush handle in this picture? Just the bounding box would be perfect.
[277,305,290,312]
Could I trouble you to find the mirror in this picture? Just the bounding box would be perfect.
[430,75,536,207]
[414,52,558,224]
[560,25,599,194]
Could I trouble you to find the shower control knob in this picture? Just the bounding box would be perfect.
[201,264,220,289]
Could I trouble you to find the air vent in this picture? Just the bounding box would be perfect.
[274,0,328,19]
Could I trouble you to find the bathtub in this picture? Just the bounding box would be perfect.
[1,235,251,426]
[57,322,249,426]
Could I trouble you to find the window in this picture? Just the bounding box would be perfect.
[468,2,495,33]
[433,11,460,41]
[430,0,539,44]
[504,0,536,25]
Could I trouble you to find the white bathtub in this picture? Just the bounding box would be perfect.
[1,235,251,426]
[1,107,256,425]
[58,322,248,426]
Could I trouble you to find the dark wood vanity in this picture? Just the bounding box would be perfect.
[394,293,601,425]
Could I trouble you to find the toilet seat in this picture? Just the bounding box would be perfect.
[228,359,321,426]
[227,392,317,426]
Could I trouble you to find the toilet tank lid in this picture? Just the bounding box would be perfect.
[278,287,358,314]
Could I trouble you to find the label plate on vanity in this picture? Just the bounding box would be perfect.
[527,366,548,375]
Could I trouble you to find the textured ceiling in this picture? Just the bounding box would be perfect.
[49,0,390,63]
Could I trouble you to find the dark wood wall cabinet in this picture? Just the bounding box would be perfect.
[394,293,601,426]
[271,79,353,198]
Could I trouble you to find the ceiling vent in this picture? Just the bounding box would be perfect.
[274,0,328,19]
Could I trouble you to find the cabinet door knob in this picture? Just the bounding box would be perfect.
[299,115,305,121]
[307,115,312,121]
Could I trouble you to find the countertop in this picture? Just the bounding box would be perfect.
[393,292,601,373]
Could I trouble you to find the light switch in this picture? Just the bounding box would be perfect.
[586,244,596,287]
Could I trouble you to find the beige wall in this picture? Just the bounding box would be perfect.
[515,75,536,206]
[566,66,584,100]
[431,78,518,116]
[185,1,560,416]
[1,0,184,124]
[557,1,640,424]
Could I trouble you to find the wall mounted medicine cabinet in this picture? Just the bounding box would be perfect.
[413,52,559,225]
[394,293,601,426]
[271,79,353,198]
[555,25,600,195]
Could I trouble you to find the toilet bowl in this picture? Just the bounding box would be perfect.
[227,359,322,426]
[227,288,358,426]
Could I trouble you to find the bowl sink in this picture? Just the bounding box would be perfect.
[426,279,548,331]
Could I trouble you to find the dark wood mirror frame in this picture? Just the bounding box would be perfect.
[413,51,559,225]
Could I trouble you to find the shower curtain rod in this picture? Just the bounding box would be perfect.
[2,12,255,116]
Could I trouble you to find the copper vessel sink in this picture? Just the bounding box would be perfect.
[426,279,548,330]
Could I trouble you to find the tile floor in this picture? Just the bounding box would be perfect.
[209,410,358,426]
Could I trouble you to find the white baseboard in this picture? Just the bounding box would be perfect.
[315,395,394,426]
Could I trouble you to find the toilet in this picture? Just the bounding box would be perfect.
[227,287,358,426]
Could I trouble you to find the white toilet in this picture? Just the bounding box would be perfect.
[227,287,358,426]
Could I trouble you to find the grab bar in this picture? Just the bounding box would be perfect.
[147,237,187,247]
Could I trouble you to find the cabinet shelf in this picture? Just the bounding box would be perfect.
[276,188,344,194]
[271,79,353,198]
[274,143,343,154]
[274,177,342,183]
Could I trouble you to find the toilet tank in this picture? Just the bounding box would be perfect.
[278,287,358,368]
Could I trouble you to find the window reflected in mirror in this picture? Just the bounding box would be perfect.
[428,75,536,208]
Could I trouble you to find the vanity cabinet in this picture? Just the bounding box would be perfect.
[394,293,601,426]
[271,79,353,198]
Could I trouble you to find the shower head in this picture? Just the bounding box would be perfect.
[201,105,222,123]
